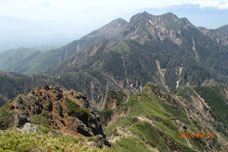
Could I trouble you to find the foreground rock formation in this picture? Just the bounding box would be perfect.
[0,85,110,148]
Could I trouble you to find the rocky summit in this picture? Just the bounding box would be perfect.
[0,85,110,148]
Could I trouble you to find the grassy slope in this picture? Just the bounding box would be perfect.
[0,131,118,152]
[104,83,223,152]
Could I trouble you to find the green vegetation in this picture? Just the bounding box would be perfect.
[66,97,92,123]
[0,99,16,130]
[105,84,199,152]
[0,48,41,74]
[0,96,5,107]
[107,91,127,107]
[115,137,151,152]
[194,86,228,136]
[104,83,227,151]
[0,131,118,152]
[0,108,14,130]
[38,96,44,102]
[129,122,193,151]
[163,14,181,30]
[176,87,195,102]
[31,111,53,133]
[99,109,113,125]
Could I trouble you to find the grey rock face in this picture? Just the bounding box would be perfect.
[71,117,91,136]
[54,101,63,117]
[21,123,38,133]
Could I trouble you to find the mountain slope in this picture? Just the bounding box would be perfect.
[102,82,228,152]
[0,71,56,105]
[1,12,228,77]
[217,25,228,35]
[0,18,128,74]
[1,83,227,152]
[49,11,228,102]
[199,26,228,47]
[1,12,228,106]
[54,12,228,75]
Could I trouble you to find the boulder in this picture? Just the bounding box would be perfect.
[21,123,38,133]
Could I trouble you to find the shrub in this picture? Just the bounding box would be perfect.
[66,97,92,124]
[0,104,14,130]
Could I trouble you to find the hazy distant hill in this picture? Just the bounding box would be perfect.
[0,48,41,73]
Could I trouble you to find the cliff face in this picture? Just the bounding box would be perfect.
[0,85,110,147]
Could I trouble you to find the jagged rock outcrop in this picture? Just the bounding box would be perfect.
[3,85,110,147]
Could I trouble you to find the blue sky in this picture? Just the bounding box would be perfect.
[0,0,228,21]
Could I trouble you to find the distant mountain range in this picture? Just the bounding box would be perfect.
[1,4,228,52]
[0,11,228,104]
[0,12,228,151]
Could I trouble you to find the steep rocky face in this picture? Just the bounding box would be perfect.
[0,85,110,147]
[122,12,193,45]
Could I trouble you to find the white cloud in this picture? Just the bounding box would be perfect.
[192,0,228,9]
[218,2,228,9]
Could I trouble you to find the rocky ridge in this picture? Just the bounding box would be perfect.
[101,82,228,152]
[0,85,110,148]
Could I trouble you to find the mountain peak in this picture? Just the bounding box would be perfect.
[112,18,128,24]
[130,11,154,23]
[142,11,151,16]
[161,12,178,19]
